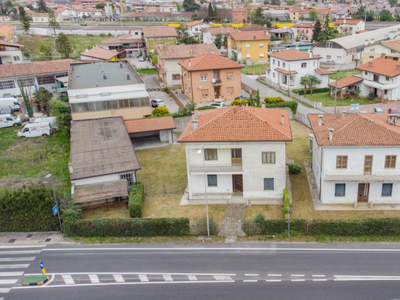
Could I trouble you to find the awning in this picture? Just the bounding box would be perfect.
[73,180,128,204]
[55,76,68,83]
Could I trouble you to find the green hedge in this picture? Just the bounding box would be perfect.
[230,99,247,106]
[0,184,59,231]
[257,218,400,236]
[264,96,284,104]
[282,189,289,220]
[295,88,329,95]
[129,182,144,218]
[265,100,298,114]
[198,106,217,110]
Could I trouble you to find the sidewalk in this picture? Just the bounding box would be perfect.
[0,232,76,245]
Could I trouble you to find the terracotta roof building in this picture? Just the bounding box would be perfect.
[142,25,178,53]
[80,47,120,61]
[228,30,270,63]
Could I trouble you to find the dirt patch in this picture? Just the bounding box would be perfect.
[82,201,131,220]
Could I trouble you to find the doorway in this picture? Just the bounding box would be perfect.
[357,183,370,202]
[232,175,243,193]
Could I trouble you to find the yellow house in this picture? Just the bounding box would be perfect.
[228,30,270,64]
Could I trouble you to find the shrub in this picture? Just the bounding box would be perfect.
[282,188,289,220]
[230,99,247,106]
[295,87,328,95]
[369,92,375,100]
[198,106,217,110]
[128,182,144,218]
[264,96,284,104]
[99,33,105,37]
[152,106,169,116]
[265,100,298,114]
[178,101,195,116]
[254,213,266,224]
[289,163,301,174]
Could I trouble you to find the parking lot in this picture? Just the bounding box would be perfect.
[127,57,154,69]
[149,91,180,114]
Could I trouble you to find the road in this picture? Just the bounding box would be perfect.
[3,243,400,300]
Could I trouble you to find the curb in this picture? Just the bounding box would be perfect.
[23,276,49,286]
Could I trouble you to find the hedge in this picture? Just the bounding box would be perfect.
[0,184,59,231]
[265,100,298,114]
[129,182,144,218]
[230,99,247,106]
[198,106,217,110]
[295,88,329,95]
[256,218,400,236]
[264,96,284,104]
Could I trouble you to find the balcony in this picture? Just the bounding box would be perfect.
[362,79,398,90]
[324,173,400,182]
[212,78,221,85]
[189,165,243,175]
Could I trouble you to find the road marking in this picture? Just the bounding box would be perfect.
[266,280,282,282]
[214,275,232,281]
[89,275,99,284]
[0,264,30,269]
[62,275,75,285]
[163,275,173,282]
[243,280,258,283]
[0,245,45,249]
[312,275,326,277]
[0,257,35,262]
[113,275,124,283]
[43,275,55,287]
[25,272,236,276]
[291,274,305,277]
[267,274,282,277]
[245,274,258,276]
[0,272,24,276]
[313,279,328,282]
[139,275,148,282]
[334,275,400,281]
[291,279,305,282]
[0,251,41,255]
[188,275,197,281]
[0,288,10,293]
[0,279,18,285]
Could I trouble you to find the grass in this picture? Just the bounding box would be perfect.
[42,36,104,58]
[305,92,378,107]
[83,201,130,220]
[330,69,362,80]
[241,63,269,75]
[137,68,158,75]
[245,204,283,221]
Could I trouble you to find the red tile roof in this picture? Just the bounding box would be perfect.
[269,49,320,61]
[0,59,70,79]
[142,26,178,38]
[0,40,23,48]
[309,113,400,146]
[275,68,297,75]
[124,116,176,133]
[315,68,335,75]
[329,75,363,89]
[178,53,243,71]
[178,106,292,142]
[206,27,238,36]
[229,30,270,41]
[80,47,119,60]
[335,18,363,25]
[185,20,202,27]
[381,39,400,53]
[356,57,400,78]
[155,44,219,60]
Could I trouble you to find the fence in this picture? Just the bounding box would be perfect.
[144,183,187,197]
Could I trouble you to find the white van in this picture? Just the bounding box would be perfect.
[0,114,22,128]
[0,98,21,111]
[34,117,58,129]
[17,122,51,138]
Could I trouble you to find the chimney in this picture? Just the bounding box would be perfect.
[120,63,123,68]
[261,102,266,109]
[126,72,130,80]
[388,115,398,125]
[253,35,256,40]
[192,119,198,130]
[318,115,323,126]
[103,72,107,80]
[281,114,285,125]
[308,47,312,58]
[296,45,299,50]
[189,60,191,68]
[191,111,195,120]
[342,111,347,118]
[368,61,373,68]
[328,128,334,141]
[381,52,386,59]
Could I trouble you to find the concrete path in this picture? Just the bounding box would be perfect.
[218,203,246,238]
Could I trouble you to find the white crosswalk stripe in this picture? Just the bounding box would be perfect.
[0,289,10,293]
[89,275,100,283]
[213,275,232,281]
[62,275,75,285]
[0,279,18,285]
[0,272,24,276]
[0,257,35,262]
[188,275,197,281]
[113,275,125,283]
[0,264,30,269]
[163,275,173,282]
[138,275,148,282]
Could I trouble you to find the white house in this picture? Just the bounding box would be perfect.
[178,106,292,204]
[334,19,365,36]
[203,27,238,45]
[184,20,211,37]
[309,113,400,207]
[0,40,23,65]
[265,49,334,90]
[363,39,400,62]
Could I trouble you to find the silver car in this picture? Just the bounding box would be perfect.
[210,102,226,108]
[151,99,165,107]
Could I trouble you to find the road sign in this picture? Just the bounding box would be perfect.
[40,261,44,270]
[350,104,359,111]
[53,205,58,216]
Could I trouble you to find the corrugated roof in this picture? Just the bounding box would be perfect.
[0,60,70,79]
[178,53,243,71]
[178,106,292,142]
[124,117,176,133]
[70,116,141,180]
[74,180,128,203]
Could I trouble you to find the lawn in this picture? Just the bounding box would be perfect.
[241,63,269,75]
[306,92,377,107]
[329,69,362,80]
[137,68,158,75]
[42,36,104,58]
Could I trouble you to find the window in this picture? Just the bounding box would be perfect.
[17,78,34,87]
[282,62,285,68]
[394,57,399,61]
[207,175,217,186]
[200,75,207,82]
[262,152,275,164]
[245,43,250,48]
[278,61,280,67]
[227,87,233,95]
[0,80,15,90]
[273,59,275,64]
[301,63,307,68]
[336,155,348,169]
[326,42,332,48]
[273,73,275,78]
[37,76,55,85]
[246,54,251,59]
[335,183,346,197]
[337,56,342,61]
[172,74,180,80]
[259,53,264,58]
[385,155,396,168]
[391,49,396,54]
[13,56,20,62]
[120,172,135,186]
[259,43,263,48]
[201,89,209,97]
[226,72,233,79]
[365,71,368,75]
[382,183,393,196]
[386,76,390,81]
[370,48,375,52]
[204,149,217,160]
[327,55,331,60]
[369,56,374,61]
[264,178,274,190]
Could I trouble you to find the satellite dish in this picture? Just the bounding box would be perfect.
[212,78,216,83]
[198,85,202,89]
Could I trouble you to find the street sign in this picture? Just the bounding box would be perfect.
[40,261,44,270]
[350,104,359,111]
[53,205,58,216]
[40,261,46,275]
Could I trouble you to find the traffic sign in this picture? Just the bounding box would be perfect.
[40,261,44,270]
[53,205,58,216]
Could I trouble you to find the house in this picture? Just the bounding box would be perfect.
[0,59,70,97]
[290,9,310,21]
[67,61,151,120]
[177,106,292,203]
[265,49,334,90]
[263,8,290,21]
[292,21,315,40]
[100,28,145,58]
[362,39,400,63]
[328,75,364,100]
[142,26,178,54]
[0,23,16,41]
[232,7,247,23]
[184,21,211,38]
[154,44,220,87]
[203,27,238,45]
[0,41,23,65]
[334,19,365,36]
[313,24,400,65]
[227,30,270,63]
[270,27,294,40]
[178,53,243,103]
[69,116,141,207]
[308,113,400,207]
[32,12,63,22]
[80,47,120,61]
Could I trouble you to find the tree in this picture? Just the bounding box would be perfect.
[19,85,33,118]
[256,7,263,18]
[19,6,31,33]
[39,43,57,60]
[287,0,293,5]
[33,87,52,115]
[55,33,73,58]
[50,100,71,139]
[37,0,48,12]
[183,0,200,12]
[263,0,270,4]
[172,1,182,12]
[312,18,322,42]
[309,9,317,21]
[307,75,321,95]
[300,76,310,96]
[48,10,60,36]
[249,94,254,106]
[214,33,223,49]
[389,0,397,7]
[300,14,304,20]
[354,58,360,67]
[256,89,261,107]
[352,6,375,21]
[95,2,106,9]
[380,11,394,21]
[318,15,338,41]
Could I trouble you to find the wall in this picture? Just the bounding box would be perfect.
[312,46,348,64]
[172,115,191,132]
[164,58,183,87]
[71,106,151,121]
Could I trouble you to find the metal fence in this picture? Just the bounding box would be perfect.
[190,219,221,235]
[144,183,187,197]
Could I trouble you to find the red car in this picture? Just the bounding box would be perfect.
[387,108,400,117]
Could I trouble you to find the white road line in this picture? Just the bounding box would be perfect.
[243,280,258,283]
[313,279,328,282]
[0,264,30,269]
[214,275,232,281]
[245,274,258,276]
[267,274,282,277]
[334,275,400,281]
[291,279,305,282]
[113,275,125,283]
[62,275,75,285]
[0,297,3,300]
[0,288,10,293]
[0,257,35,262]
[0,250,41,255]
[312,275,326,277]
[25,272,236,276]
[163,275,173,282]
[43,275,55,287]
[88,275,99,284]
[139,275,148,282]
[0,279,18,285]
[0,271,24,276]
[291,274,305,277]
[188,275,197,281]
[266,280,282,282]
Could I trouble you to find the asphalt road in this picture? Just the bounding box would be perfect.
[3,243,400,300]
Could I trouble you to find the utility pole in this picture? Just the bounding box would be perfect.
[334,74,338,113]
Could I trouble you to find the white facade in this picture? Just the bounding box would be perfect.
[184,141,287,203]
[187,23,211,37]
[359,68,400,101]
[160,58,182,87]
[0,49,23,65]
[312,45,352,65]
[202,30,215,44]
[336,20,365,36]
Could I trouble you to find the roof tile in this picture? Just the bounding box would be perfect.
[178,53,243,71]
[269,49,320,61]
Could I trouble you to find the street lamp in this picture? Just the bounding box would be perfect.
[45,174,63,233]
[197,145,210,237]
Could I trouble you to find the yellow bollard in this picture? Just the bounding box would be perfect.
[42,268,46,275]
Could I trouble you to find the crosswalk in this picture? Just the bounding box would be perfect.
[0,245,45,298]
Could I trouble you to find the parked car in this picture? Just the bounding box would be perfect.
[151,99,165,108]
[138,56,146,62]
[373,107,384,113]
[387,108,400,117]
[0,98,21,111]
[0,106,13,115]
[325,60,335,65]
[17,122,51,138]
[235,95,249,100]
[34,117,58,129]
[0,114,21,128]
[2,93,13,98]
[210,102,226,108]
[80,24,87,26]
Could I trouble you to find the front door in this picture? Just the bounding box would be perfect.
[357,183,370,202]
[232,175,243,193]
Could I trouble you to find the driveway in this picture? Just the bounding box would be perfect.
[127,57,154,69]
[142,74,161,89]
[149,91,180,114]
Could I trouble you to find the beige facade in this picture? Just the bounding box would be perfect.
[0,23,15,41]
